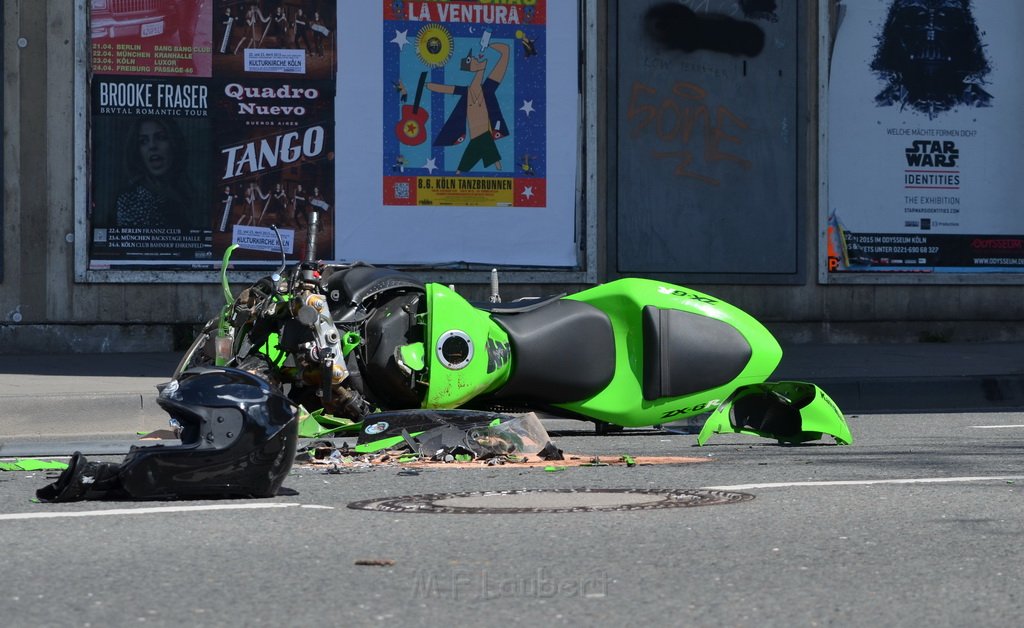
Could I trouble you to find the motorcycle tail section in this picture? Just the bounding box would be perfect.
[544,278,782,427]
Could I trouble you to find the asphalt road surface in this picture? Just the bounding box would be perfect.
[2,412,1023,627]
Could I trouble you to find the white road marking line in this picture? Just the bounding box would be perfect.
[0,502,303,521]
[970,425,1024,429]
[705,476,1024,491]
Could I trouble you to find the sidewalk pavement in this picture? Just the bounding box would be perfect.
[1,343,1022,438]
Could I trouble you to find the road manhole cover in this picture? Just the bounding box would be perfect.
[347,488,754,514]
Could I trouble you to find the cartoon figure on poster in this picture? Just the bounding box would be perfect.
[383,2,548,207]
[426,31,511,174]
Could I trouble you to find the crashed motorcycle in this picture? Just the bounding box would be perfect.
[176,216,851,446]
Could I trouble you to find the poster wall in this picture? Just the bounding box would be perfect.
[87,0,338,269]
[827,0,1024,274]
[86,0,582,272]
[336,0,580,266]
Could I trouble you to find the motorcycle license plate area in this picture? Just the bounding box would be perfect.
[696,381,853,446]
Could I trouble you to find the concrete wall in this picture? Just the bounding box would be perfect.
[2,1,1023,354]
[2,2,239,353]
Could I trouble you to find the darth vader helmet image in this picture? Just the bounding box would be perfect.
[871,0,992,118]
[36,367,299,502]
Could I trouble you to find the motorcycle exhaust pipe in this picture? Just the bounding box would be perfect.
[489,268,501,303]
[305,210,319,264]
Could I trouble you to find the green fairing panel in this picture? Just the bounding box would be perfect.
[696,381,852,446]
[555,278,782,428]
[424,283,512,408]
[399,342,425,371]
[355,434,412,453]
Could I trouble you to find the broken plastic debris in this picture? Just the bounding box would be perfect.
[0,459,70,472]
[297,406,360,438]
[356,410,557,461]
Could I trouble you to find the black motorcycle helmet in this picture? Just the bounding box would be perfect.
[119,367,299,499]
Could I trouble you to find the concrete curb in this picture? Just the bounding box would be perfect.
[0,392,165,439]
[2,344,1024,439]
[5,374,1024,440]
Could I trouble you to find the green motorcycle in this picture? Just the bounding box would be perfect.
[177,222,851,446]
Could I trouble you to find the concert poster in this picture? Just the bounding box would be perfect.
[88,1,339,270]
[381,0,548,208]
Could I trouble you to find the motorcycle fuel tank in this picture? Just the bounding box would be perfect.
[422,283,513,408]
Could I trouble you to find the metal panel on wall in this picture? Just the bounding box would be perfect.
[611,0,800,280]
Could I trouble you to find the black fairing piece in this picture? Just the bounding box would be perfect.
[323,264,425,322]
[357,408,514,447]
[118,367,299,499]
[642,306,752,401]
[362,292,424,408]
[492,299,615,403]
[278,317,316,352]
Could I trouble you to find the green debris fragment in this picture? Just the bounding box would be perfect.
[620,455,637,467]
[297,406,362,438]
[0,459,69,472]
[454,454,474,463]
[544,465,567,472]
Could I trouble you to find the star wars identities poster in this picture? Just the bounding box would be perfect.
[88,1,337,270]
[827,0,1024,274]
[337,1,579,266]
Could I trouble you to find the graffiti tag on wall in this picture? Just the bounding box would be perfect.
[626,81,751,186]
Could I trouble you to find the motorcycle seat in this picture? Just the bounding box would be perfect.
[492,299,615,404]
[641,305,752,401]
[323,265,425,321]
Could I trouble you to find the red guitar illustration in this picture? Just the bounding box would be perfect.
[395,71,429,146]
